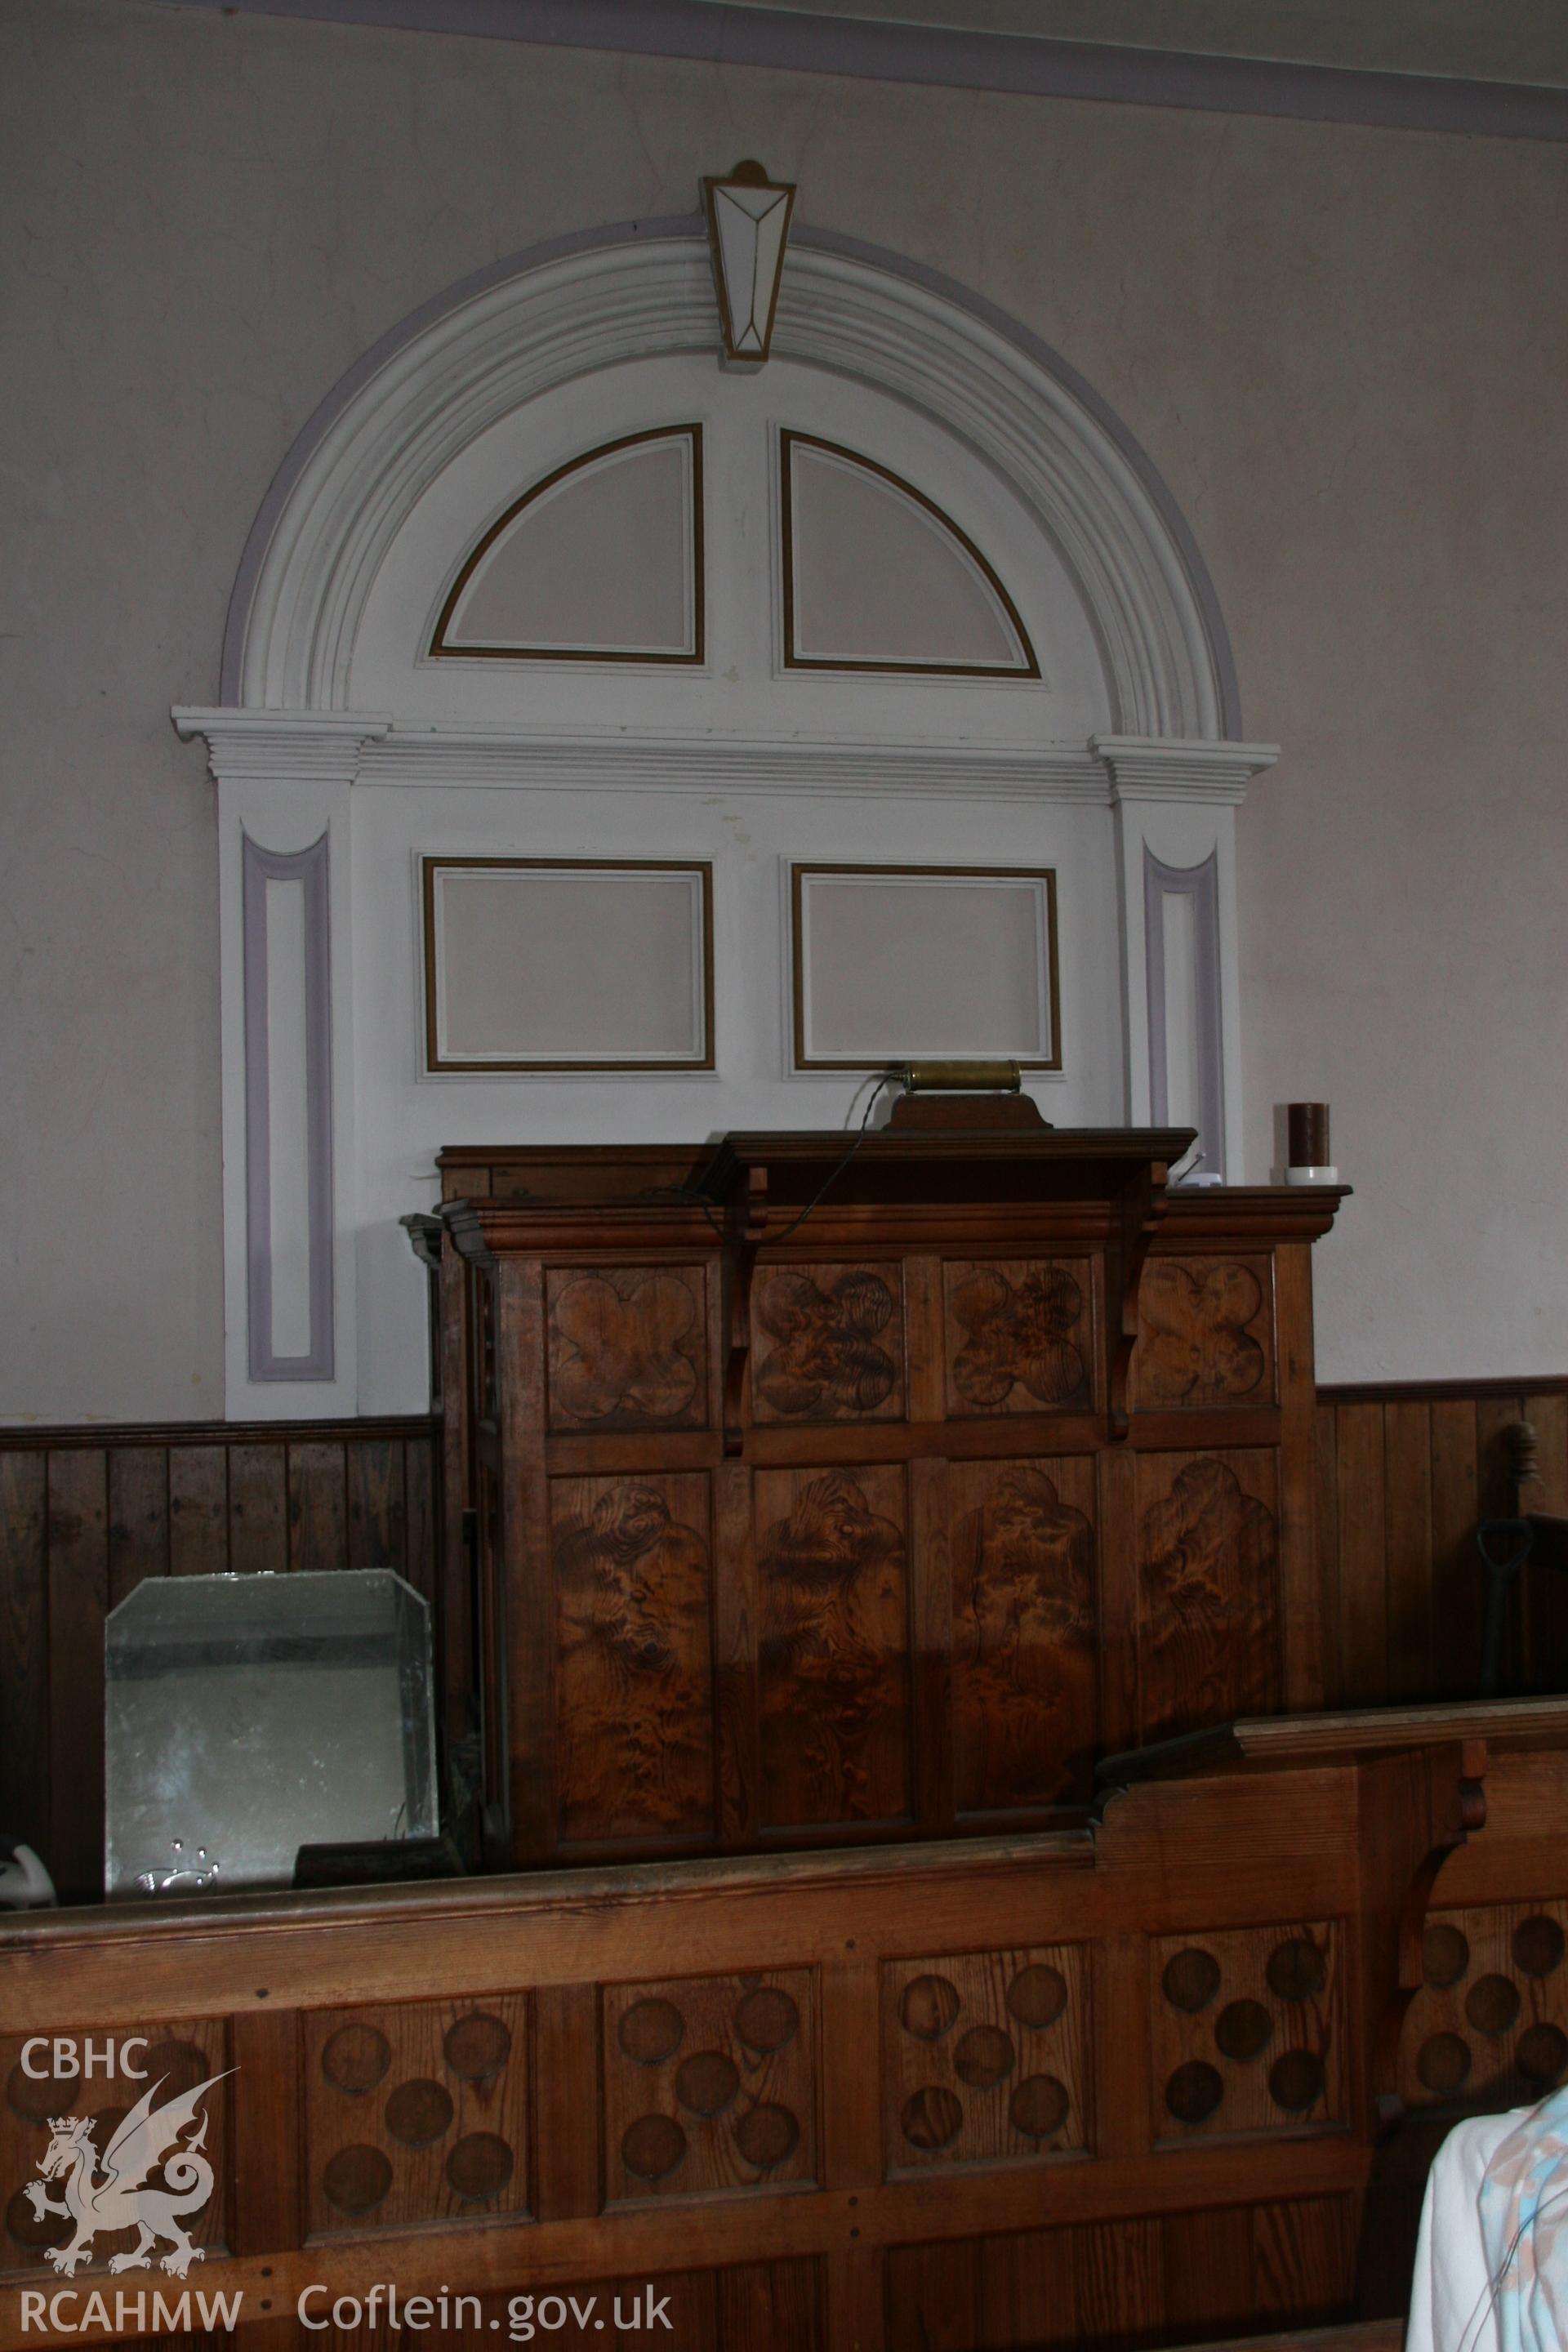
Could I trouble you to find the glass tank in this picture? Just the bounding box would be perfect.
[104,1570,437,1898]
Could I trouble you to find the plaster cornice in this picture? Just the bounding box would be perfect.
[150,0,1568,143]
[174,706,391,785]
[356,728,1108,800]
[1093,734,1279,805]
[173,714,1126,802]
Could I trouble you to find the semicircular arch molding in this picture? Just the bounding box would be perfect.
[225,220,1239,739]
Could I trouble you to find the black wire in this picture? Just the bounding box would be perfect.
[1456,2167,1568,2352]
[763,1071,898,1246]
[638,1069,900,1247]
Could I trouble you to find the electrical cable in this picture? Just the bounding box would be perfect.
[641,1067,902,1244]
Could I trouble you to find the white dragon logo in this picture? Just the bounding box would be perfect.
[23,2069,229,2278]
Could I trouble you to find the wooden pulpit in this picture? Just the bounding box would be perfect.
[432,1109,1346,1872]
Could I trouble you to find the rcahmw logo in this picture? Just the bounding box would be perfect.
[20,2288,243,2336]
[17,2036,229,2285]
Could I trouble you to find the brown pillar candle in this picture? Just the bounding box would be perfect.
[1287,1102,1330,1166]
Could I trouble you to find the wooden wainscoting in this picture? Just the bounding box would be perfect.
[0,1419,439,1903]
[1316,1378,1568,1709]
[5,1380,1566,1905]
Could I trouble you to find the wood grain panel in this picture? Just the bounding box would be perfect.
[1476,1394,1527,1686]
[1427,1399,1479,1702]
[550,1474,713,1845]
[1276,1243,1325,1715]
[168,1448,229,1579]
[1134,1450,1281,1744]
[943,1259,1096,1418]
[601,1971,815,2206]
[755,1465,910,1831]
[1526,1389,1568,1704]
[1073,2216,1164,2345]
[546,1266,709,1432]
[288,1443,347,1575]
[303,1993,529,2236]
[345,1440,405,1572]
[1334,1405,1387,1707]
[945,1456,1098,1815]
[715,2259,823,2350]
[973,2222,1076,2348]
[1162,2203,1257,2336]
[1382,1402,1433,1701]
[47,1450,108,1902]
[1316,1399,1343,1703]
[887,2203,1357,2350]
[230,2007,304,2256]
[227,1445,288,1578]
[751,1263,905,1423]
[532,1982,601,2225]
[107,1447,169,1606]
[882,1944,1089,2173]
[908,1458,955,1838]
[0,1452,47,1859]
[497,1259,550,1865]
[1131,1254,1276,1411]
[1319,1385,1568,1709]
[402,1432,437,1615]
[1250,2194,1359,2328]
[1150,1921,1345,2145]
[1399,1897,1568,2115]
[713,1463,760,1851]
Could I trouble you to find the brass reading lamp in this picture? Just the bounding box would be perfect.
[885,1060,1049,1130]
[898,1061,1022,1094]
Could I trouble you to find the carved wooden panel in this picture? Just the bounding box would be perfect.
[943,1260,1096,1417]
[1151,1922,1344,2144]
[882,1945,1089,2174]
[1131,1255,1276,1411]
[0,2021,229,2279]
[546,1266,708,1431]
[474,1266,499,1420]
[551,1475,713,1843]
[602,1971,816,2205]
[750,1263,905,1423]
[945,1458,1099,1815]
[755,1467,911,1830]
[305,1995,529,2234]
[1134,1451,1282,1744]
[1400,1900,1568,2114]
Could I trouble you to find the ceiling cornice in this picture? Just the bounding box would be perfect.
[146,0,1568,140]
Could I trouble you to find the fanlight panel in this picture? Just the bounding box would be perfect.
[432,425,702,662]
[782,434,1039,678]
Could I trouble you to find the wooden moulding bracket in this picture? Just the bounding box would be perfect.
[1108,1157,1169,1440]
[1366,1736,1487,2137]
[722,1165,768,1457]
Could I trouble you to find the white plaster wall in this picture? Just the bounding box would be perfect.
[3,0,1565,1413]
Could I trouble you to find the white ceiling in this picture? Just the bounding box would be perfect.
[698,0,1568,89]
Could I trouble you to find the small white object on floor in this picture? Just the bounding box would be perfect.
[1406,2088,1568,2352]
[0,1839,56,1909]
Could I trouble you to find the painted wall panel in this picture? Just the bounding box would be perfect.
[3,1,1566,1413]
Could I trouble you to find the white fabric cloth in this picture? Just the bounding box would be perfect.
[1406,2090,1568,2352]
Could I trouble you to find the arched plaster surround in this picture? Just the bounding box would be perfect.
[177,220,1276,1418]
[222,219,1236,738]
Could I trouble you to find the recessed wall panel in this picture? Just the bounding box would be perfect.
[792,864,1059,1070]
[424,858,713,1071]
